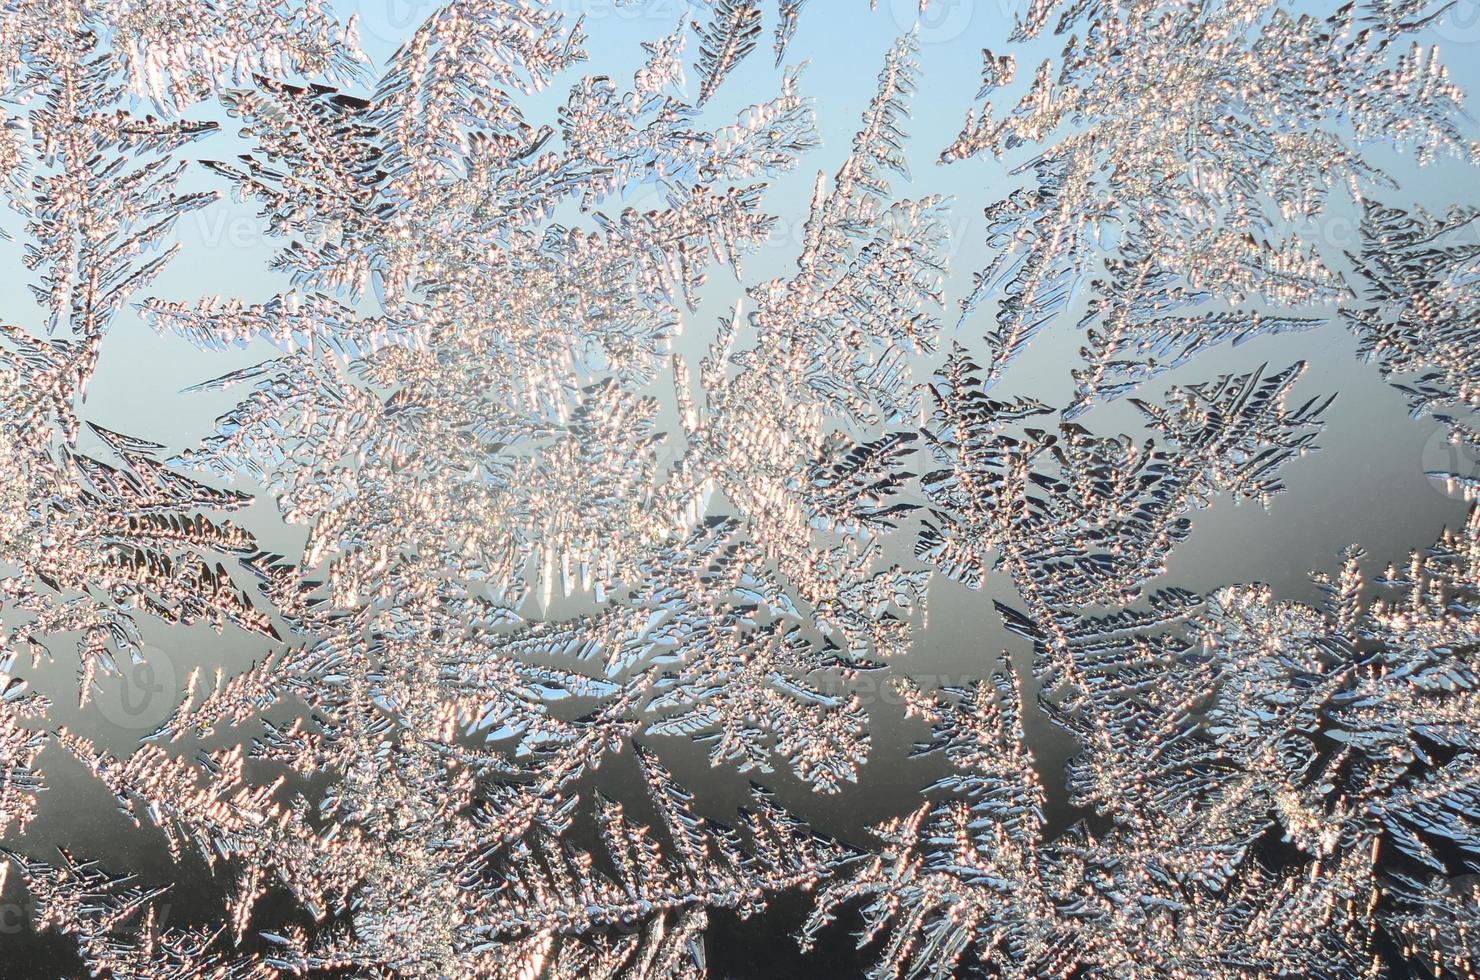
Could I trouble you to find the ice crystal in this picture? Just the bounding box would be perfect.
[1344,199,1480,498]
[917,350,1329,605]
[812,510,1480,978]
[944,0,1475,411]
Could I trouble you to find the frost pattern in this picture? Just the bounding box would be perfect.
[811,511,1480,979]
[0,0,1477,976]
[1344,199,1480,498]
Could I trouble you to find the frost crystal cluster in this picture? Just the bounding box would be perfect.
[0,0,1478,976]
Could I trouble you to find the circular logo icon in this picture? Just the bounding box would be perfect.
[889,0,978,45]
[1433,1,1480,45]
[343,0,442,57]
[1421,424,1480,500]
[92,644,178,734]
